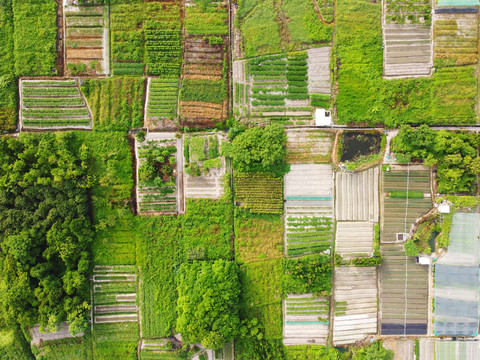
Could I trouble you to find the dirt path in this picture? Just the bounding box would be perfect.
[311,0,335,25]
[273,0,291,49]
[56,0,64,76]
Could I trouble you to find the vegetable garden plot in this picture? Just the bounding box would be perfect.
[336,167,379,221]
[433,13,479,66]
[92,265,138,325]
[283,294,329,345]
[145,77,179,130]
[307,47,331,96]
[184,0,228,36]
[381,165,432,243]
[184,134,225,199]
[180,35,228,128]
[286,129,334,164]
[434,213,480,337]
[380,243,429,335]
[234,173,283,214]
[335,221,374,258]
[333,266,377,345]
[19,79,92,129]
[383,24,433,77]
[136,133,183,215]
[110,1,182,76]
[284,164,334,256]
[64,5,109,75]
[383,0,432,78]
[234,53,315,125]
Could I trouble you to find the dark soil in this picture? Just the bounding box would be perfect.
[340,132,382,162]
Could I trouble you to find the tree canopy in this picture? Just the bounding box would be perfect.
[0,133,93,335]
[393,125,480,194]
[223,124,287,176]
[176,259,241,349]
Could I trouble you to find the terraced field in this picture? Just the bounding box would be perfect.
[283,294,329,345]
[136,133,184,215]
[380,244,429,335]
[333,266,377,345]
[20,79,92,129]
[382,165,432,242]
[286,129,334,164]
[336,221,374,258]
[433,13,478,66]
[383,25,433,77]
[93,266,138,324]
[284,164,334,256]
[336,167,379,221]
[64,5,109,75]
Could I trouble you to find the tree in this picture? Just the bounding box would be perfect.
[176,260,241,349]
[0,133,93,335]
[222,124,287,176]
[351,341,393,360]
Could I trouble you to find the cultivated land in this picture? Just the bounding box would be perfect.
[333,266,378,345]
[3,0,480,359]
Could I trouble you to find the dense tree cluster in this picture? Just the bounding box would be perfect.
[0,133,93,335]
[223,124,287,176]
[176,259,240,349]
[393,125,480,194]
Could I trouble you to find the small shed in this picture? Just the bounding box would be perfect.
[315,109,332,126]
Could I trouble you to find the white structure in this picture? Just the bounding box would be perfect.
[315,108,332,126]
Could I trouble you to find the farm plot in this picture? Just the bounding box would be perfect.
[419,339,480,360]
[81,77,144,130]
[19,79,92,129]
[139,339,186,360]
[184,0,228,36]
[333,266,377,345]
[284,164,334,256]
[335,222,374,258]
[433,13,478,66]
[286,129,334,164]
[145,77,179,130]
[136,133,184,215]
[283,294,329,345]
[336,167,379,221]
[64,5,109,75]
[383,0,433,78]
[184,133,225,199]
[234,53,315,125]
[382,165,432,243]
[92,265,138,325]
[110,1,182,76]
[180,37,228,128]
[383,24,433,77]
[307,47,331,96]
[380,243,429,335]
[234,173,283,214]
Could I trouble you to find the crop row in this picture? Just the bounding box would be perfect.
[112,62,145,76]
[147,78,179,118]
[23,97,85,107]
[23,80,76,87]
[235,173,283,214]
[22,118,91,127]
[23,87,80,97]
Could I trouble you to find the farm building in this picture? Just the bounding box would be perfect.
[434,212,480,337]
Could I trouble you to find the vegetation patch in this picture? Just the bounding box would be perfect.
[282,254,332,295]
[235,173,284,214]
[82,77,144,130]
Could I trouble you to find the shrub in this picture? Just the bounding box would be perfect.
[404,239,419,257]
